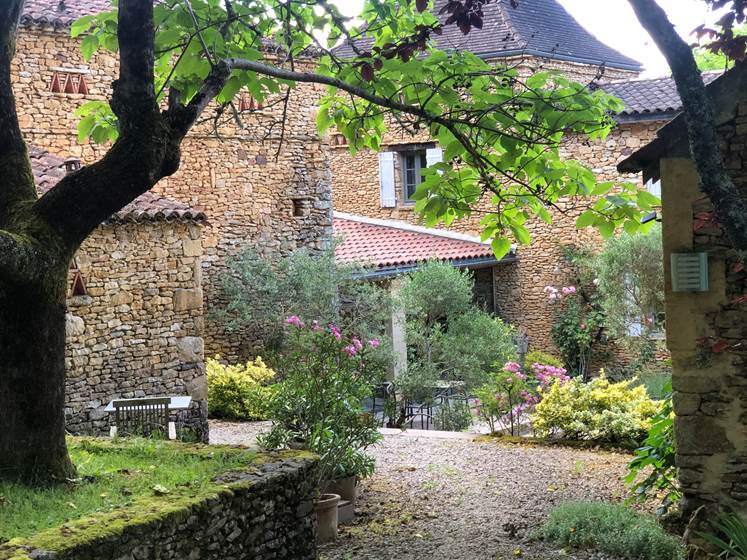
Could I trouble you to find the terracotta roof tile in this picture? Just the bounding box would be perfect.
[335,0,641,71]
[601,72,722,119]
[30,146,207,224]
[333,212,506,269]
[21,0,113,28]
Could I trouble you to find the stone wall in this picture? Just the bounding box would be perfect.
[0,451,318,560]
[661,104,747,515]
[332,98,662,355]
[14,26,333,364]
[65,221,208,439]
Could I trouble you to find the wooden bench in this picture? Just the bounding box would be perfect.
[110,397,173,439]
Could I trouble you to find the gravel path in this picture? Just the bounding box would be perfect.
[210,422,632,560]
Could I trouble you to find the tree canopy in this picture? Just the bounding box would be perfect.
[71,0,657,258]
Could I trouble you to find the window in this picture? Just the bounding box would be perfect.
[379,147,442,208]
[401,150,428,203]
[646,178,662,198]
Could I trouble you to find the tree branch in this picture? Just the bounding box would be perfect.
[629,0,747,253]
[33,0,232,250]
[0,0,37,225]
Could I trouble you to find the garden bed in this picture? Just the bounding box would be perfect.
[0,438,317,560]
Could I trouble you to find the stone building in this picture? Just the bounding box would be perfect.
[331,0,687,358]
[620,63,747,517]
[32,146,210,437]
[17,0,333,434]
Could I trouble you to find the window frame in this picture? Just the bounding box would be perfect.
[400,149,428,204]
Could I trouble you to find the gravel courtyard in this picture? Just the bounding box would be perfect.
[210,422,633,560]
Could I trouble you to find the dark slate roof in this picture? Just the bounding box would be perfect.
[335,0,641,71]
[21,0,113,28]
[600,72,723,121]
[30,147,207,224]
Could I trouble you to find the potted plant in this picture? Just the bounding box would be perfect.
[258,316,384,543]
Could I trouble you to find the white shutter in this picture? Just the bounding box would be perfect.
[379,151,396,208]
[646,178,662,198]
[426,147,443,168]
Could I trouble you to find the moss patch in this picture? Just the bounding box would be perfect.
[0,436,309,554]
[476,433,636,453]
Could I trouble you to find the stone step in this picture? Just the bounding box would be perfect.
[338,499,355,524]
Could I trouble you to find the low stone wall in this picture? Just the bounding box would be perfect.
[0,452,318,560]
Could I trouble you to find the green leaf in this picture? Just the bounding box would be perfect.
[575,211,597,229]
[80,35,100,61]
[598,220,615,239]
[71,15,95,38]
[491,237,512,259]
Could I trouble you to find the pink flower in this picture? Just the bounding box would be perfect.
[343,345,357,357]
[504,362,521,373]
[562,286,577,296]
[329,324,342,340]
[285,315,304,328]
[368,339,381,348]
[352,338,363,351]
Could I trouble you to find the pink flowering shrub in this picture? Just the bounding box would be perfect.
[474,358,570,436]
[259,318,385,484]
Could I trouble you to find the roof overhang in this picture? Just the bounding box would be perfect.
[479,48,643,73]
[618,62,747,175]
[352,253,517,281]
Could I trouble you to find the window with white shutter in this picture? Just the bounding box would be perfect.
[379,152,396,208]
[426,147,443,167]
[646,178,662,198]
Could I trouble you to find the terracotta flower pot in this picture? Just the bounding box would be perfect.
[315,493,340,544]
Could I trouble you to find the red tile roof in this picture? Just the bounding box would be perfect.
[334,212,504,269]
[30,146,207,224]
[21,0,113,28]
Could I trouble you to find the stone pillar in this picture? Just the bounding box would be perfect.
[387,279,407,380]
[661,157,738,517]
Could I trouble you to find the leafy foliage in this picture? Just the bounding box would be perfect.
[474,364,533,436]
[595,226,664,339]
[72,0,654,253]
[258,320,384,483]
[398,261,516,391]
[206,356,275,421]
[216,246,391,354]
[700,513,747,559]
[532,375,660,445]
[524,350,564,369]
[536,501,684,560]
[625,385,680,516]
[547,246,606,379]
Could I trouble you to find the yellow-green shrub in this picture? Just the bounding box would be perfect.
[207,356,276,421]
[532,373,660,444]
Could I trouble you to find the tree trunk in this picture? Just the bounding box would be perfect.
[0,269,76,483]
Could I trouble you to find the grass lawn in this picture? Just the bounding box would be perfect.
[0,437,258,543]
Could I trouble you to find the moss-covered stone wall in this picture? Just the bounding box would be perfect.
[0,452,318,560]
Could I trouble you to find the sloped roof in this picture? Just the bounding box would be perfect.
[619,62,747,175]
[21,0,113,28]
[335,0,641,71]
[600,72,722,121]
[30,147,207,224]
[334,212,511,271]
